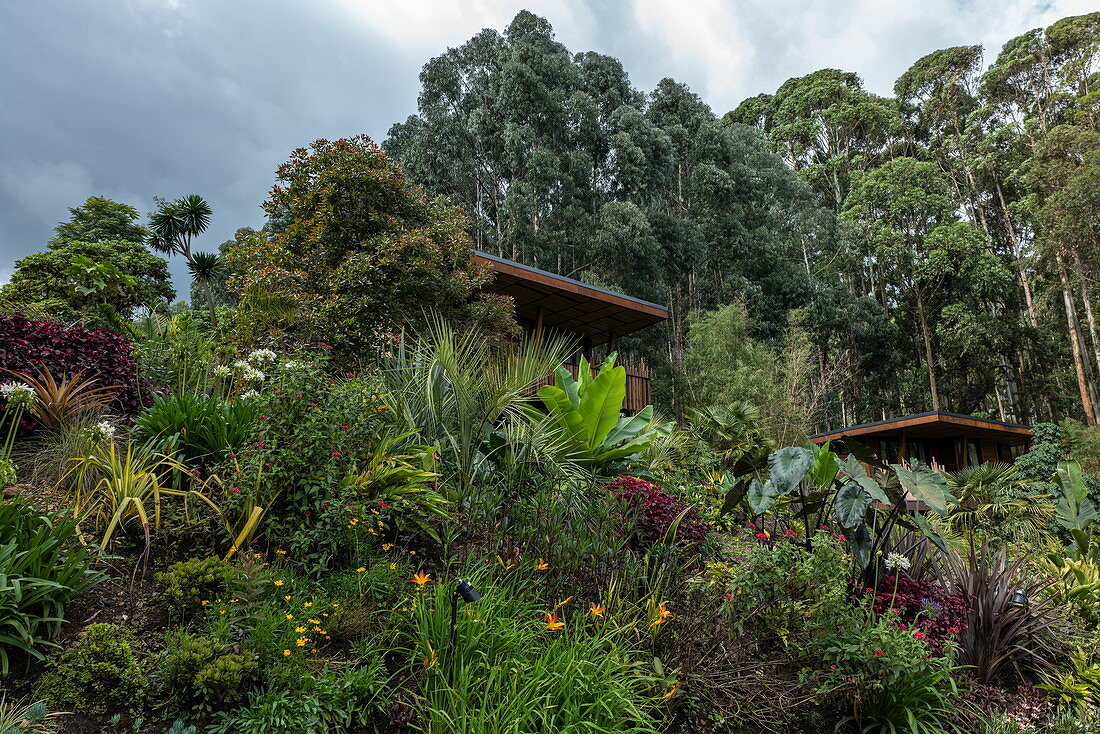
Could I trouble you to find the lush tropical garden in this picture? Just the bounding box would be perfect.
[4,8,1100,734]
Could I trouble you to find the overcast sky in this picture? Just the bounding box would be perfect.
[2,0,1095,297]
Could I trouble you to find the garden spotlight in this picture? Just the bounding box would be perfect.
[446,578,484,679]
[455,578,482,603]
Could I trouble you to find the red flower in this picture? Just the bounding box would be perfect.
[874,649,884,657]
[948,626,961,635]
[829,664,837,669]
[899,623,907,631]
[230,487,240,494]
[913,631,927,640]
[332,451,342,457]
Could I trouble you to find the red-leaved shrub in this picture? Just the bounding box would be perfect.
[873,574,969,656]
[606,475,711,549]
[0,313,149,417]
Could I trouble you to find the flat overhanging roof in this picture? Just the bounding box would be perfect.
[473,251,668,345]
[809,411,1031,445]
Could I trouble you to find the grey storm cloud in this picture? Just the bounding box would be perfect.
[1,0,1094,295]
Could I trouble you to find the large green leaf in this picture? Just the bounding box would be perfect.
[538,384,588,450]
[835,483,873,529]
[1055,459,1097,533]
[807,443,840,490]
[768,447,813,495]
[892,464,954,516]
[909,512,951,556]
[746,479,779,516]
[552,365,581,410]
[840,456,890,505]
[577,365,627,449]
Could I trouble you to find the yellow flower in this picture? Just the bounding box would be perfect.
[308,619,321,625]
[536,558,550,571]
[304,602,313,607]
[283,649,291,656]
[389,563,397,570]
[284,595,292,601]
[356,567,366,573]
[219,610,226,615]
[590,602,605,617]
[409,550,416,555]
[662,683,680,700]
[295,626,306,633]
[411,571,432,586]
[285,614,293,620]
[273,580,284,586]
[382,543,394,551]
[295,637,308,647]
[276,549,287,555]
[544,611,565,631]
[200,600,209,606]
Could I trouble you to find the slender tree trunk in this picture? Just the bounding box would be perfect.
[1074,253,1100,390]
[995,179,1039,328]
[1057,251,1097,425]
[915,291,940,411]
[201,280,218,330]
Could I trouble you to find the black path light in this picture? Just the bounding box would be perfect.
[1010,588,1029,607]
[445,578,483,678]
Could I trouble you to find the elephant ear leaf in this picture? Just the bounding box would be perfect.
[892,464,954,516]
[840,456,890,505]
[835,483,872,529]
[746,479,779,516]
[768,447,814,496]
[909,512,950,556]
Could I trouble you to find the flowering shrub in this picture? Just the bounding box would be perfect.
[605,475,711,549]
[0,313,148,416]
[873,574,969,656]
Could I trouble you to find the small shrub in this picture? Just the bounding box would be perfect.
[210,661,388,734]
[606,475,712,549]
[0,313,149,418]
[724,529,849,643]
[158,632,259,712]
[36,623,147,715]
[157,557,238,621]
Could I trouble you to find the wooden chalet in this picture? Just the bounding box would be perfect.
[472,251,668,412]
[809,411,1032,473]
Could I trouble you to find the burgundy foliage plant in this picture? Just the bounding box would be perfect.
[606,475,712,549]
[0,313,149,417]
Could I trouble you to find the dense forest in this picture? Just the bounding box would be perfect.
[385,10,1100,437]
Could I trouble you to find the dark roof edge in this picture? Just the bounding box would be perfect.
[809,411,1031,440]
[473,250,669,315]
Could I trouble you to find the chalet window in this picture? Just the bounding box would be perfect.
[967,440,981,467]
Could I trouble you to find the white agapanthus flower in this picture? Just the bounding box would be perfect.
[240,389,260,400]
[214,365,232,378]
[232,359,251,372]
[241,367,265,383]
[93,420,116,441]
[280,360,305,372]
[247,348,278,366]
[884,552,911,572]
[0,381,36,408]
